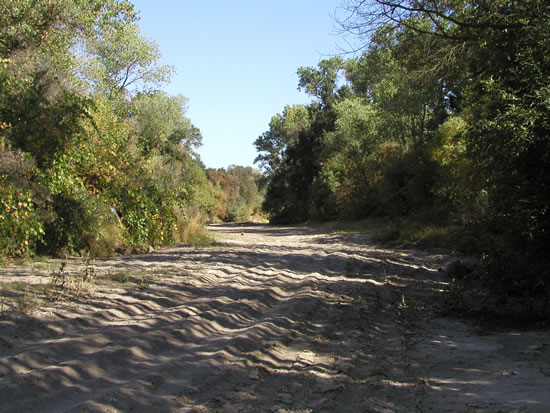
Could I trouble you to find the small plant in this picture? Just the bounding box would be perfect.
[30,261,56,271]
[0,283,11,312]
[105,270,130,283]
[49,262,96,298]
[372,227,401,244]
[0,282,41,314]
[14,285,40,313]
[136,274,150,289]
[87,217,126,257]
[103,268,152,289]
[50,262,68,288]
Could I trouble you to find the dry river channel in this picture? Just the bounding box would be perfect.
[1,223,549,412]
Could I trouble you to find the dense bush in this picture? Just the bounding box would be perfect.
[0,0,224,258]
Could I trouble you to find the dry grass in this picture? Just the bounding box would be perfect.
[87,221,126,257]
[174,206,215,246]
[322,218,454,249]
[103,268,151,289]
[48,262,96,299]
[1,282,42,313]
[0,262,158,315]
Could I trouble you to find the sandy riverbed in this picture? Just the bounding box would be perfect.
[1,223,549,412]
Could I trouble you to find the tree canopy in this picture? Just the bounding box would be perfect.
[257,0,550,302]
[0,0,262,259]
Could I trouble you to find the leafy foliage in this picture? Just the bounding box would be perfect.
[257,0,550,305]
[0,178,44,257]
[207,166,265,222]
[0,0,222,258]
[85,23,174,96]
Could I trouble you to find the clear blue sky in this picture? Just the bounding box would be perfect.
[132,0,345,169]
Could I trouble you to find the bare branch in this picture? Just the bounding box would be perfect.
[337,0,526,49]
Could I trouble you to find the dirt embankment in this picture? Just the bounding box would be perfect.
[1,223,549,412]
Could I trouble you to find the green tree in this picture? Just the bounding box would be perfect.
[83,22,174,97]
[0,0,138,255]
[254,104,310,175]
[0,0,214,257]
[257,58,351,223]
[297,57,349,107]
[131,91,201,155]
[0,0,137,59]
[320,97,383,215]
[338,0,550,300]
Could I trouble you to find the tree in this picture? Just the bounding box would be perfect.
[0,0,213,256]
[131,91,202,155]
[0,0,137,59]
[257,58,353,223]
[0,0,139,168]
[297,57,349,107]
[337,0,550,300]
[82,23,174,97]
[337,0,525,46]
[207,166,265,222]
[320,97,382,213]
[0,0,138,255]
[254,104,310,175]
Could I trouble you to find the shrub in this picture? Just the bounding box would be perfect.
[174,206,214,246]
[0,178,44,257]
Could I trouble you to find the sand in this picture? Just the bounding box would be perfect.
[1,223,549,412]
